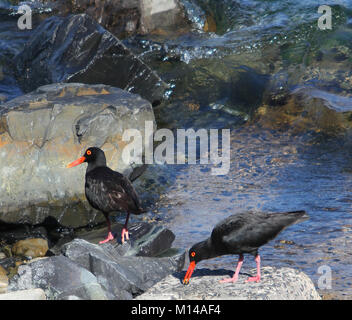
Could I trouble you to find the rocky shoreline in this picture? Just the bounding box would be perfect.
[0,0,343,300]
[1,221,186,300]
[0,221,322,300]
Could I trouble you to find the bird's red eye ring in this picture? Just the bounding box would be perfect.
[191,252,196,257]
[87,150,92,155]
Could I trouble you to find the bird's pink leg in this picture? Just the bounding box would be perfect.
[121,228,129,243]
[220,254,244,283]
[99,215,114,244]
[246,255,261,282]
[99,232,114,244]
[121,212,130,244]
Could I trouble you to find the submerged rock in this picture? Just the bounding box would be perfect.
[14,14,168,105]
[135,267,322,300]
[0,83,155,227]
[255,86,352,136]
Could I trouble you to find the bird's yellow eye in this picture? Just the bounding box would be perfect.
[191,251,196,257]
[87,150,92,155]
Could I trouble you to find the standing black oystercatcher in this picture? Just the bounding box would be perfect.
[183,210,308,285]
[67,147,145,244]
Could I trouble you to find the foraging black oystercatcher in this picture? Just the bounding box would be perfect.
[183,210,308,285]
[67,147,145,244]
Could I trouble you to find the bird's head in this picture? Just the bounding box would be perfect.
[183,241,207,285]
[67,147,106,168]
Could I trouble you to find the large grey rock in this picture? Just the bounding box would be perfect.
[61,238,185,299]
[15,14,168,105]
[8,256,107,300]
[135,267,322,300]
[0,82,155,227]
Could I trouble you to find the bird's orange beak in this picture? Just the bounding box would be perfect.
[66,156,86,168]
[183,261,196,285]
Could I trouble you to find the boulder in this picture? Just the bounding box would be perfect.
[14,14,168,105]
[0,224,48,244]
[135,267,322,300]
[0,82,156,227]
[55,0,189,37]
[8,256,108,300]
[12,238,49,258]
[61,238,185,299]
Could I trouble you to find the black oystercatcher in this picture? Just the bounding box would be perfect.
[67,147,145,244]
[183,210,308,285]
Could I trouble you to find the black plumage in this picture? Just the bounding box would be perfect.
[183,210,308,284]
[85,167,142,215]
[67,147,144,244]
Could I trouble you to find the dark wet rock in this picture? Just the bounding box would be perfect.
[61,238,185,299]
[0,83,155,227]
[49,222,176,257]
[14,14,168,105]
[0,256,17,271]
[135,267,321,300]
[229,66,269,116]
[75,222,175,257]
[0,224,48,244]
[54,0,189,38]
[8,256,108,300]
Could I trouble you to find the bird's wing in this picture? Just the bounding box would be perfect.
[210,214,247,244]
[85,170,141,213]
[117,173,142,211]
[211,212,289,253]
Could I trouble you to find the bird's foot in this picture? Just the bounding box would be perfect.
[99,232,114,244]
[219,276,238,283]
[246,276,261,283]
[121,228,129,244]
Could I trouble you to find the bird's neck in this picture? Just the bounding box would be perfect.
[196,239,219,262]
[86,155,107,173]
